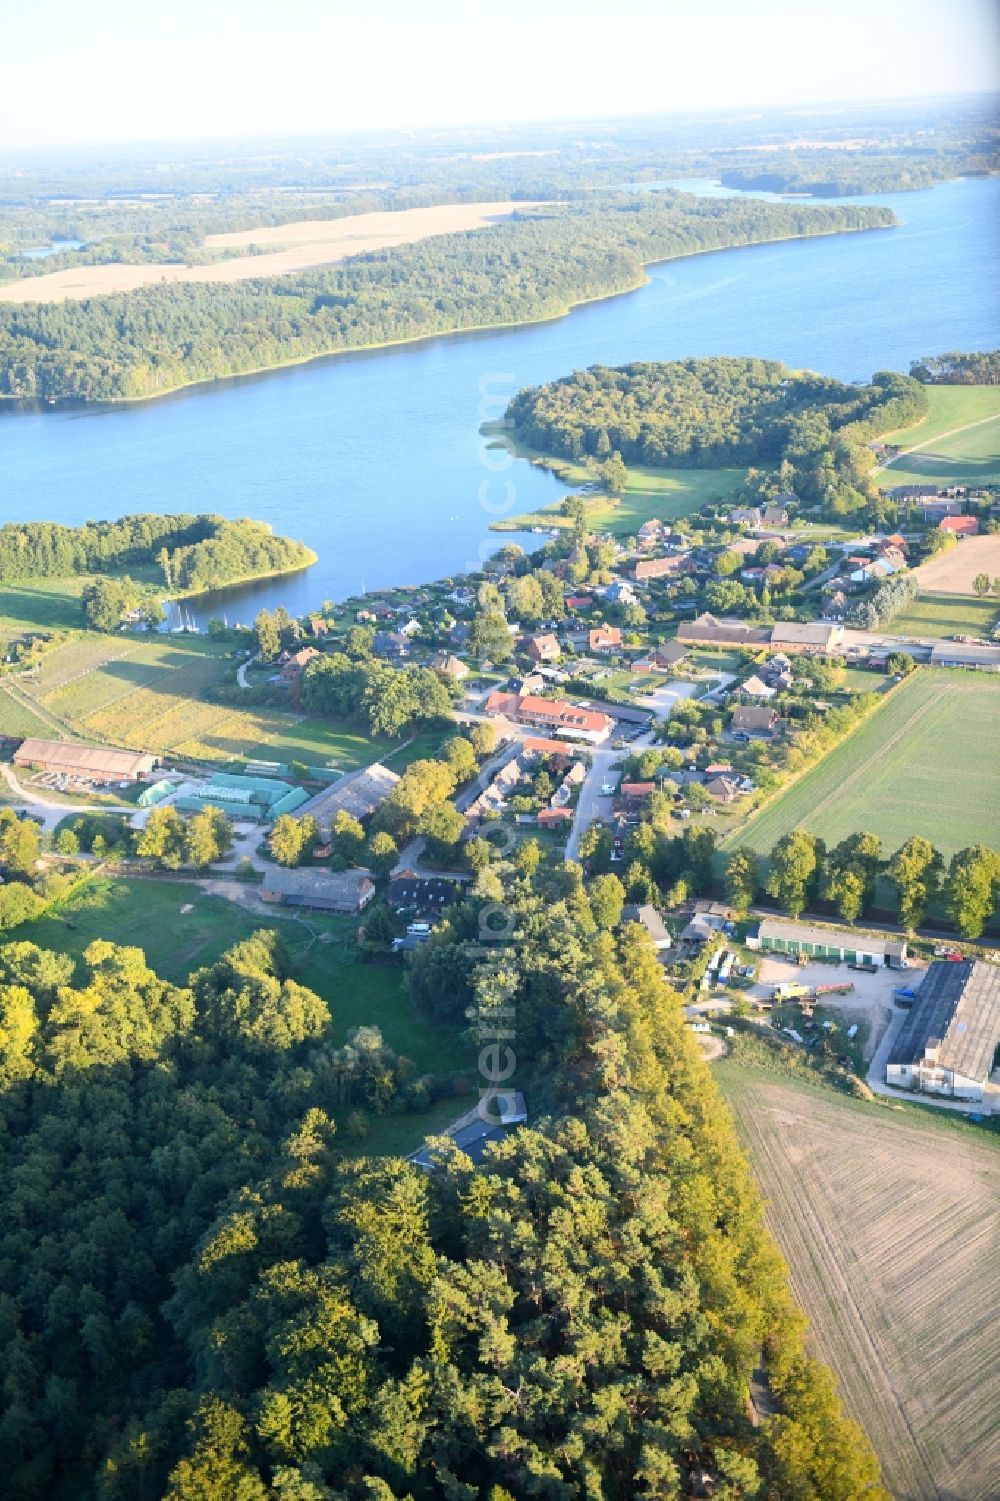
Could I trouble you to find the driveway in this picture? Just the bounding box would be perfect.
[750,955,915,1055]
[566,728,657,862]
[0,763,134,833]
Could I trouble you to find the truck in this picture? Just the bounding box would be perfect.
[772,981,810,1001]
[893,986,918,1007]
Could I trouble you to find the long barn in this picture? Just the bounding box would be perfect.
[14,737,155,781]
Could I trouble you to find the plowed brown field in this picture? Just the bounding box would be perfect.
[719,1069,1000,1501]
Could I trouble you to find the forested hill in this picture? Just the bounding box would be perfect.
[0,194,894,404]
[506,356,928,517]
[0,883,889,1499]
[0,514,315,591]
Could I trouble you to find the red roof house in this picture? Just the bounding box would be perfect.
[939,516,980,537]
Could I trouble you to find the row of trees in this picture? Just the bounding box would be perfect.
[0,195,893,402]
[910,350,1000,385]
[726,833,1000,937]
[1,512,311,592]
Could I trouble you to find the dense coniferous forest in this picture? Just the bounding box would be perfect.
[0,875,889,1499]
[506,357,928,515]
[0,196,894,402]
[0,514,315,590]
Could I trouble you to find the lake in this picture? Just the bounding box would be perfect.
[1,176,997,625]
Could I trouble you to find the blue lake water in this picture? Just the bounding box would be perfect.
[1,176,997,625]
[18,238,86,259]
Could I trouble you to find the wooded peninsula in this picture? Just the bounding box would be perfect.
[506,357,928,521]
[0,196,893,403]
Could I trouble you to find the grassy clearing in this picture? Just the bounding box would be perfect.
[488,436,744,536]
[877,385,1000,487]
[0,577,93,634]
[14,874,467,1079]
[0,683,63,740]
[718,1066,1000,1501]
[890,591,999,640]
[729,669,1000,860]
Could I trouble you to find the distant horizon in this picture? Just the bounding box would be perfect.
[1,87,997,168]
[1,0,996,151]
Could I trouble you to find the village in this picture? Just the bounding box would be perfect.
[2,474,999,1127]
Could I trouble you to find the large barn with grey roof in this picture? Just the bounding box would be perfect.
[886,960,1000,1102]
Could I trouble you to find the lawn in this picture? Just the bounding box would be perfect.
[0,577,92,634]
[14,874,468,1079]
[728,669,1000,860]
[876,384,1000,488]
[890,591,1000,640]
[718,1066,1000,1501]
[488,436,744,537]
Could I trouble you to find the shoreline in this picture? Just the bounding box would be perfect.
[0,221,895,414]
[158,553,318,612]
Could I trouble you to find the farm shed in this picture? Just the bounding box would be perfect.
[929,642,1000,671]
[886,960,1000,1101]
[14,738,155,781]
[769,621,845,655]
[748,918,907,968]
[261,866,375,913]
[293,763,401,833]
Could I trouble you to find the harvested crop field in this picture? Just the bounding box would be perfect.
[719,1068,1000,1501]
[914,534,1000,595]
[0,202,537,304]
[730,669,1000,859]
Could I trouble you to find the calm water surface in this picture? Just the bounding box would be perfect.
[1,177,997,624]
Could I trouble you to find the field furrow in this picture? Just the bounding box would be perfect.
[720,1071,1000,1501]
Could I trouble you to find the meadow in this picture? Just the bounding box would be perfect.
[890,590,999,640]
[489,436,745,536]
[877,384,1000,488]
[718,1066,1000,1501]
[15,874,468,1081]
[729,670,1000,860]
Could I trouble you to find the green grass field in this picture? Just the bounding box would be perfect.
[877,384,1000,488]
[0,577,93,634]
[729,669,1000,860]
[890,592,1000,640]
[487,436,744,537]
[15,875,467,1078]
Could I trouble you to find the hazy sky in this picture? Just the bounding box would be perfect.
[1,0,997,149]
